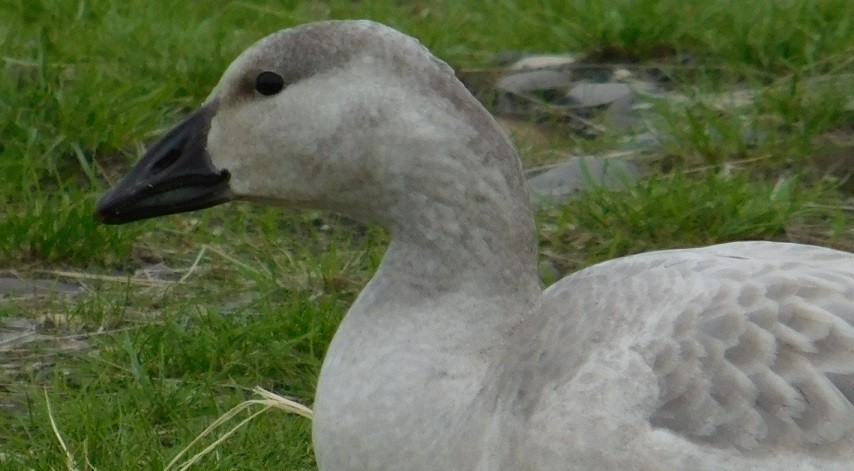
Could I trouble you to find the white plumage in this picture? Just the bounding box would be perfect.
[99,20,854,470]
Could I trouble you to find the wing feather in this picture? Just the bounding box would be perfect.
[642,243,854,451]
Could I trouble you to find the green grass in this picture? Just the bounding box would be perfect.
[1,0,852,469]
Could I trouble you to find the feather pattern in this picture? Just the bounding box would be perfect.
[532,243,854,457]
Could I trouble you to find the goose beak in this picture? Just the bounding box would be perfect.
[95,102,232,224]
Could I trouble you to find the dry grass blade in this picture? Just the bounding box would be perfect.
[171,406,271,471]
[804,203,854,213]
[36,245,256,288]
[177,246,210,283]
[44,388,81,471]
[177,244,269,283]
[35,269,172,286]
[163,387,312,471]
[251,386,314,419]
[84,440,99,471]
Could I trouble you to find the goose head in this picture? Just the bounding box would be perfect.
[96,20,538,289]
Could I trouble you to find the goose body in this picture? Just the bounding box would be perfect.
[96,20,854,470]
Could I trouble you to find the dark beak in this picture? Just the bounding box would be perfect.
[95,102,232,224]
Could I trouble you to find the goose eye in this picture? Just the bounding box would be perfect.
[255,71,285,96]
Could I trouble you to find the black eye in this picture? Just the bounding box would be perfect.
[255,71,285,96]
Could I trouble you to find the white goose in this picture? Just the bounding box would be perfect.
[96,20,854,470]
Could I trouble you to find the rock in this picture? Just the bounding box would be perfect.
[567,82,634,108]
[496,69,574,95]
[617,132,666,153]
[496,69,574,116]
[526,155,643,205]
[0,277,81,298]
[567,82,662,130]
[601,93,638,130]
[509,54,577,70]
[134,262,185,281]
[0,317,38,352]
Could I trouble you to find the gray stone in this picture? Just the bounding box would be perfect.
[601,93,639,130]
[526,155,643,205]
[567,82,634,108]
[617,132,666,153]
[0,277,81,298]
[509,54,577,70]
[496,69,573,95]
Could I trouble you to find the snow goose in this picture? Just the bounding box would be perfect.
[96,20,854,471]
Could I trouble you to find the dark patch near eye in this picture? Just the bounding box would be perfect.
[255,71,285,96]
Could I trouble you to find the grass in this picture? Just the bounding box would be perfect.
[0,0,851,469]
